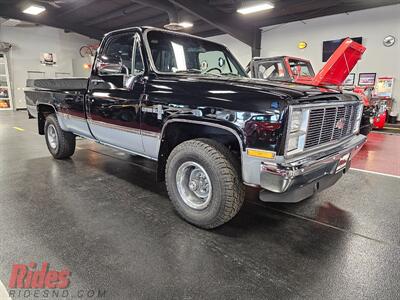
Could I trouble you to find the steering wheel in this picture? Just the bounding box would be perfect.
[206,67,222,74]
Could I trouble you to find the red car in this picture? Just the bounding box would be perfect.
[248,38,376,135]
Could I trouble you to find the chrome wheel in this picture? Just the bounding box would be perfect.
[47,124,58,150]
[176,161,212,210]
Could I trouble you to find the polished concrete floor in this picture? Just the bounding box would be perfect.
[1,111,400,299]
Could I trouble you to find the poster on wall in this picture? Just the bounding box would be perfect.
[343,73,355,86]
[375,77,395,99]
[358,73,376,86]
[40,53,56,66]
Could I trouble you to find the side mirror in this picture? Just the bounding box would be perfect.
[97,56,127,76]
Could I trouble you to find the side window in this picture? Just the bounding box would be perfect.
[288,59,314,77]
[132,35,145,76]
[98,33,135,75]
[258,62,285,80]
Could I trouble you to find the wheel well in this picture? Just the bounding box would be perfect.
[157,122,242,182]
[37,104,56,135]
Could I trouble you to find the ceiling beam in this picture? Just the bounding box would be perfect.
[167,0,259,47]
[104,13,169,30]
[84,3,144,26]
[56,0,99,17]
[0,6,103,39]
[131,0,178,23]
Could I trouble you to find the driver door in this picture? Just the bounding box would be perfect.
[86,32,146,154]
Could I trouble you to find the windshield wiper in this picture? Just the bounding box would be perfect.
[175,69,202,74]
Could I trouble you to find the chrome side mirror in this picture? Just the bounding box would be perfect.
[97,56,128,76]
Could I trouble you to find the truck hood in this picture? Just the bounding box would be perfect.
[150,74,357,114]
[313,38,366,86]
[165,74,342,99]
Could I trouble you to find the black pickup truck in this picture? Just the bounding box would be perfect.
[25,27,366,229]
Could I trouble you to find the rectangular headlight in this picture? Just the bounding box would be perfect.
[286,108,309,155]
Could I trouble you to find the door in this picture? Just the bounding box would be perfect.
[87,32,146,154]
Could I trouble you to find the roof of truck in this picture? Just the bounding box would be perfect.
[252,56,311,63]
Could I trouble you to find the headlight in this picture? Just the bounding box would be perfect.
[353,103,364,133]
[286,108,309,155]
[290,110,302,132]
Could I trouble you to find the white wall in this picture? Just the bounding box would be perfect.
[0,25,97,109]
[260,4,400,116]
[209,4,400,117]
[207,34,252,67]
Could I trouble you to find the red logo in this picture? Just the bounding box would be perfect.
[8,262,70,289]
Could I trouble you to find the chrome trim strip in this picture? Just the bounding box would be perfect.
[88,119,161,138]
[88,119,141,134]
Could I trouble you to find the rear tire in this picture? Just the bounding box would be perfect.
[45,114,76,159]
[166,139,245,229]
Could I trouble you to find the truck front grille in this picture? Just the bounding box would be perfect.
[304,103,358,150]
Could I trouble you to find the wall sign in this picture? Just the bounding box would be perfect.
[383,35,396,47]
[40,53,56,66]
[298,41,307,49]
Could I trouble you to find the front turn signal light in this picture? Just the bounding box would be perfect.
[247,149,276,159]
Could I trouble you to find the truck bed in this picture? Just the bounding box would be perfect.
[25,78,88,120]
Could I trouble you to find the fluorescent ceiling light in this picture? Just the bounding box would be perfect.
[23,5,46,15]
[178,22,193,28]
[237,2,274,15]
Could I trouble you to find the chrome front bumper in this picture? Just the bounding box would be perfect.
[243,134,366,203]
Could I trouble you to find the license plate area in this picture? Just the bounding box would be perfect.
[336,153,350,173]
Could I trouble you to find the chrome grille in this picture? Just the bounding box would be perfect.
[304,103,358,150]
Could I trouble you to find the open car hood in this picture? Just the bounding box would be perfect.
[312,38,366,86]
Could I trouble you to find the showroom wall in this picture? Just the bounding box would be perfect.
[0,25,97,109]
[207,34,252,68]
[210,4,400,117]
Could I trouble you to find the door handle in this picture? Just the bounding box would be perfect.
[91,79,104,85]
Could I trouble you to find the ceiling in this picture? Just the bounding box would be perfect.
[0,0,398,51]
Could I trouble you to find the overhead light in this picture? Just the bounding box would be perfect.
[23,5,46,15]
[237,2,274,15]
[178,22,193,28]
[164,21,193,31]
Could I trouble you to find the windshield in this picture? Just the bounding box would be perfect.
[288,59,315,77]
[146,30,247,77]
[254,60,289,81]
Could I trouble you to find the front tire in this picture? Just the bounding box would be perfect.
[166,139,245,229]
[45,114,76,159]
